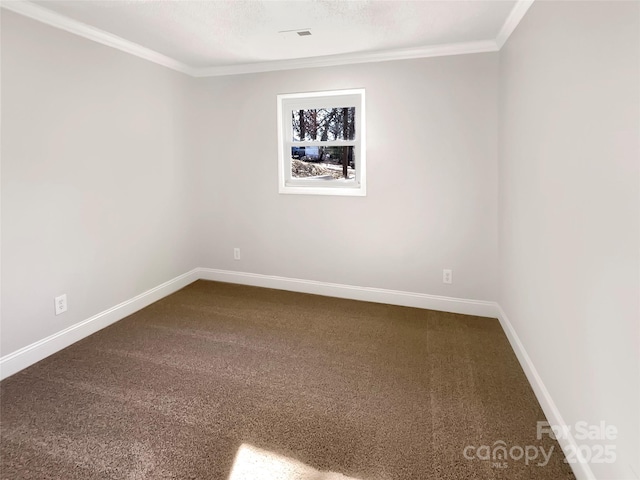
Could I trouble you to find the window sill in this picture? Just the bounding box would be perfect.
[280,179,366,196]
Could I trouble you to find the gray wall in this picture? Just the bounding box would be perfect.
[498,2,639,478]
[1,11,199,355]
[3,4,639,478]
[192,55,499,300]
[2,11,500,357]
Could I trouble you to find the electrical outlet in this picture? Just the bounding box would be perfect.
[54,294,67,315]
[233,248,241,260]
[443,269,452,284]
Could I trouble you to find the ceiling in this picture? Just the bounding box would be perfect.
[3,0,533,76]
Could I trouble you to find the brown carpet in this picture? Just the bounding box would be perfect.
[0,280,575,479]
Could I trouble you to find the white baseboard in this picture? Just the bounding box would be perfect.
[0,268,200,381]
[0,266,595,480]
[197,268,499,318]
[0,268,497,381]
[495,305,595,480]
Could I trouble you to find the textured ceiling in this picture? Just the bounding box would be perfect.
[28,0,518,70]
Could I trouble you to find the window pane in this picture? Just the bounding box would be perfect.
[291,146,355,179]
[291,107,356,141]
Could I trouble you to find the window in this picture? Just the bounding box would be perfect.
[277,89,366,196]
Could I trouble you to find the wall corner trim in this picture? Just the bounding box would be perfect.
[495,0,535,49]
[495,304,596,480]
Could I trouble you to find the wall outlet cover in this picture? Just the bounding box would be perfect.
[54,294,67,315]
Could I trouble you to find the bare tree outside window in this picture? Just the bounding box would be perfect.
[290,107,356,180]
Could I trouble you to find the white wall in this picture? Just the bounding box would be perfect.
[0,11,199,356]
[499,2,640,479]
[192,55,499,301]
[4,5,639,478]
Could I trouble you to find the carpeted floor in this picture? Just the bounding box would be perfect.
[0,280,575,479]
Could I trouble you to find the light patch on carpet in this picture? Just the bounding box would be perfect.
[228,443,364,480]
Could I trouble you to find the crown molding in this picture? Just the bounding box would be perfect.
[194,40,499,77]
[0,0,197,76]
[496,0,535,49]
[2,0,533,78]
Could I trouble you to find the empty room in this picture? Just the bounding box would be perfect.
[1,1,638,479]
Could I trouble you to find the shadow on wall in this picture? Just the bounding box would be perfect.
[228,443,365,480]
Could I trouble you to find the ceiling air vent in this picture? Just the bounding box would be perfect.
[297,30,312,36]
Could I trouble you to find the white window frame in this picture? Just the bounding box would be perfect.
[277,89,366,196]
